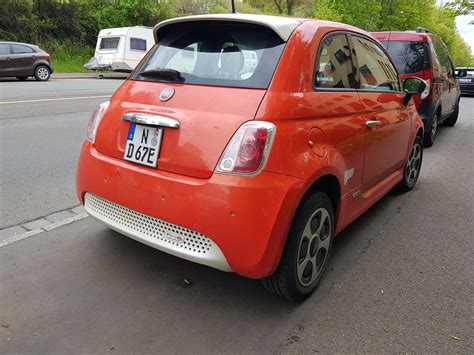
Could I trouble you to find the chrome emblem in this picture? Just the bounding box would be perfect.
[164,232,184,244]
[160,87,175,101]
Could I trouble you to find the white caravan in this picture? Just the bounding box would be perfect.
[84,26,154,73]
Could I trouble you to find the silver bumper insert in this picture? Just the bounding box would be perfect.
[84,193,232,272]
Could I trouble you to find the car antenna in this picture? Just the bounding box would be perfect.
[230,0,236,13]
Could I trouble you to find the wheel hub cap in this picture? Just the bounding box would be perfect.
[297,208,331,287]
[38,68,48,80]
[405,143,422,185]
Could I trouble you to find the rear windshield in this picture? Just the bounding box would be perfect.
[381,40,430,74]
[99,37,120,50]
[132,22,286,89]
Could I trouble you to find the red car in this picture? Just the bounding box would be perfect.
[372,28,461,147]
[77,14,426,301]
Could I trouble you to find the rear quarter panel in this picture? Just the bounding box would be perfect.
[257,22,369,231]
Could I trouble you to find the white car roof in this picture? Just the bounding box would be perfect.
[153,14,304,42]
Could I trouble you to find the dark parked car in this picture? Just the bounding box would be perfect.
[373,28,461,147]
[0,41,53,81]
[456,67,474,95]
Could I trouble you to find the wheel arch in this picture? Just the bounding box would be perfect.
[298,173,341,222]
[34,62,52,73]
[416,127,424,139]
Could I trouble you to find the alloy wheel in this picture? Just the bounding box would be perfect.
[431,116,438,141]
[406,142,422,185]
[297,207,331,287]
[37,67,49,80]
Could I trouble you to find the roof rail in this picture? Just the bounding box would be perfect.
[416,27,431,33]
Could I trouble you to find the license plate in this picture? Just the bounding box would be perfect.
[123,123,162,167]
[459,78,471,83]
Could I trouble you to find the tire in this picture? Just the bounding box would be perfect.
[423,111,439,147]
[396,136,423,193]
[34,65,50,81]
[443,101,459,127]
[16,76,28,81]
[262,191,334,301]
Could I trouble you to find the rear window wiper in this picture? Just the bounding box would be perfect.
[138,68,184,82]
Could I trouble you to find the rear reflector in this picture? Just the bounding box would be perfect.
[215,121,275,175]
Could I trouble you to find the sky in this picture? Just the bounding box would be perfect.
[456,13,474,55]
[437,0,474,55]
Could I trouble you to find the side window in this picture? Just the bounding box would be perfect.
[0,44,10,55]
[12,45,34,54]
[99,37,120,50]
[352,36,401,92]
[315,34,356,89]
[431,35,452,75]
[130,38,146,51]
[446,55,455,76]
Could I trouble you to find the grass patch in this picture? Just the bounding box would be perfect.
[41,41,94,73]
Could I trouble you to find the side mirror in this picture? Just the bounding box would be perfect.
[404,77,427,94]
[456,69,468,78]
[403,77,427,106]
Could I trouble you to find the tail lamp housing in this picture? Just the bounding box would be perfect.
[420,69,432,100]
[215,121,276,175]
[86,101,110,143]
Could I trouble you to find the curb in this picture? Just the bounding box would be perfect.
[52,73,128,80]
[0,206,89,248]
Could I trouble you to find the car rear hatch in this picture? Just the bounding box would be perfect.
[93,20,289,179]
[374,33,431,107]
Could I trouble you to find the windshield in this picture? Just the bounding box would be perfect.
[382,40,430,74]
[132,22,286,89]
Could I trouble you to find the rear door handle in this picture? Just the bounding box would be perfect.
[366,120,382,128]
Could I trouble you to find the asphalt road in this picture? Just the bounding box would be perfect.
[0,78,124,228]
[0,90,473,353]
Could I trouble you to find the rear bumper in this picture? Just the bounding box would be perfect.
[460,84,474,95]
[76,142,304,278]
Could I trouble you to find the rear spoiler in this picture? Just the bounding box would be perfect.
[153,14,302,43]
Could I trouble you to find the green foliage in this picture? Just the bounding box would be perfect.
[41,41,94,72]
[0,0,471,71]
[305,0,473,66]
[308,0,382,31]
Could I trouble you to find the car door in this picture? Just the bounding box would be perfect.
[311,32,366,195]
[10,44,37,76]
[349,34,411,191]
[0,43,12,75]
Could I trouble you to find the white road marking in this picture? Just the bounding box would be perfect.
[0,95,110,105]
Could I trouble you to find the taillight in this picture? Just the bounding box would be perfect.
[215,121,275,175]
[86,101,110,143]
[44,53,50,60]
[420,69,432,100]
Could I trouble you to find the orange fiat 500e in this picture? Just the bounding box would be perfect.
[77,14,426,301]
